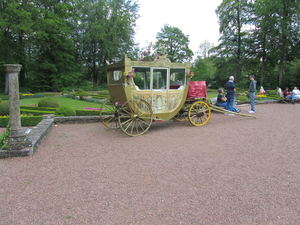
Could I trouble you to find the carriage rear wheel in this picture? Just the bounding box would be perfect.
[173,105,189,121]
[118,99,153,136]
[100,98,119,129]
[188,101,211,126]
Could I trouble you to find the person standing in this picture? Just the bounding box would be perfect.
[248,75,257,113]
[225,76,241,114]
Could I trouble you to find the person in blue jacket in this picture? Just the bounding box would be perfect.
[225,76,241,114]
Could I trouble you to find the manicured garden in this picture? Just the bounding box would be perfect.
[0,88,281,128]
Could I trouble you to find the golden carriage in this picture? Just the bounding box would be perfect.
[99,55,211,136]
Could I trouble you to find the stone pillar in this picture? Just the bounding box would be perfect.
[3,64,31,150]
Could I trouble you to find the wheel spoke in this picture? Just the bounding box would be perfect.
[188,101,211,126]
[118,99,153,136]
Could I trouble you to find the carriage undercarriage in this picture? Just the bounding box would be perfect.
[100,98,211,137]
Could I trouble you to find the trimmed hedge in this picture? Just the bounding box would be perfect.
[0,116,43,127]
[75,109,99,116]
[20,109,56,115]
[20,106,57,111]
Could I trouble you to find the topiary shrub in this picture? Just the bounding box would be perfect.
[0,101,9,116]
[62,90,69,95]
[38,97,59,108]
[55,106,76,117]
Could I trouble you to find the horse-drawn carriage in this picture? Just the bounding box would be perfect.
[99,55,212,136]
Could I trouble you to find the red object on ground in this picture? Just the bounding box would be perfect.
[187,81,207,99]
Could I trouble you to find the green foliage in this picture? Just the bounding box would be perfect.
[155,25,193,62]
[62,90,69,95]
[20,106,57,111]
[236,95,249,102]
[78,0,139,88]
[20,109,56,116]
[21,116,43,126]
[0,117,43,128]
[0,101,9,116]
[0,95,9,101]
[0,123,11,150]
[21,96,102,110]
[76,109,99,116]
[38,97,59,108]
[211,0,300,89]
[191,56,216,83]
[55,106,76,117]
[268,90,278,96]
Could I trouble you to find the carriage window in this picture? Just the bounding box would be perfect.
[170,68,185,89]
[153,68,167,89]
[112,70,122,81]
[133,67,150,90]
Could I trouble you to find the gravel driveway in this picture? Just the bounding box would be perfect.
[1,103,300,224]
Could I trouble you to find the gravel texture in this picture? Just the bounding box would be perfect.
[1,103,300,224]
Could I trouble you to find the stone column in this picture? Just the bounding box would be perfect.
[3,64,31,150]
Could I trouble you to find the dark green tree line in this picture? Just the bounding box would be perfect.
[0,0,139,92]
[210,0,300,89]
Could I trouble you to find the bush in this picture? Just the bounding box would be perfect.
[268,90,277,96]
[21,116,43,126]
[20,106,57,111]
[0,116,43,127]
[236,95,249,102]
[38,97,59,108]
[76,109,99,116]
[55,106,76,117]
[0,101,9,116]
[62,90,69,95]
[20,109,56,116]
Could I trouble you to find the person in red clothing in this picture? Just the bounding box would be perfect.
[283,87,292,97]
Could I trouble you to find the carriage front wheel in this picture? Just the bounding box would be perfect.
[118,99,153,136]
[188,101,211,126]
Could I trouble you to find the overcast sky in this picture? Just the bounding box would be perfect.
[134,0,223,54]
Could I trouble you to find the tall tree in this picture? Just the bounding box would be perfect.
[28,0,81,92]
[155,25,193,62]
[77,0,139,89]
[215,0,254,82]
[0,0,35,92]
[254,0,300,86]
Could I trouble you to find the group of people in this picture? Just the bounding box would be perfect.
[282,86,300,104]
[216,75,257,115]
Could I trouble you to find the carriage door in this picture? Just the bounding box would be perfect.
[151,68,169,113]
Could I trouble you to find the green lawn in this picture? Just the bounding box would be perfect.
[19,92,219,110]
[208,92,218,99]
[20,97,103,110]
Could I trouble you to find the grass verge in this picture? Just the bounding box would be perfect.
[20,97,103,110]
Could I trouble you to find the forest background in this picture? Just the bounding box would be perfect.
[0,0,299,93]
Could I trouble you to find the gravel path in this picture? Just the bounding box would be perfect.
[1,103,300,224]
